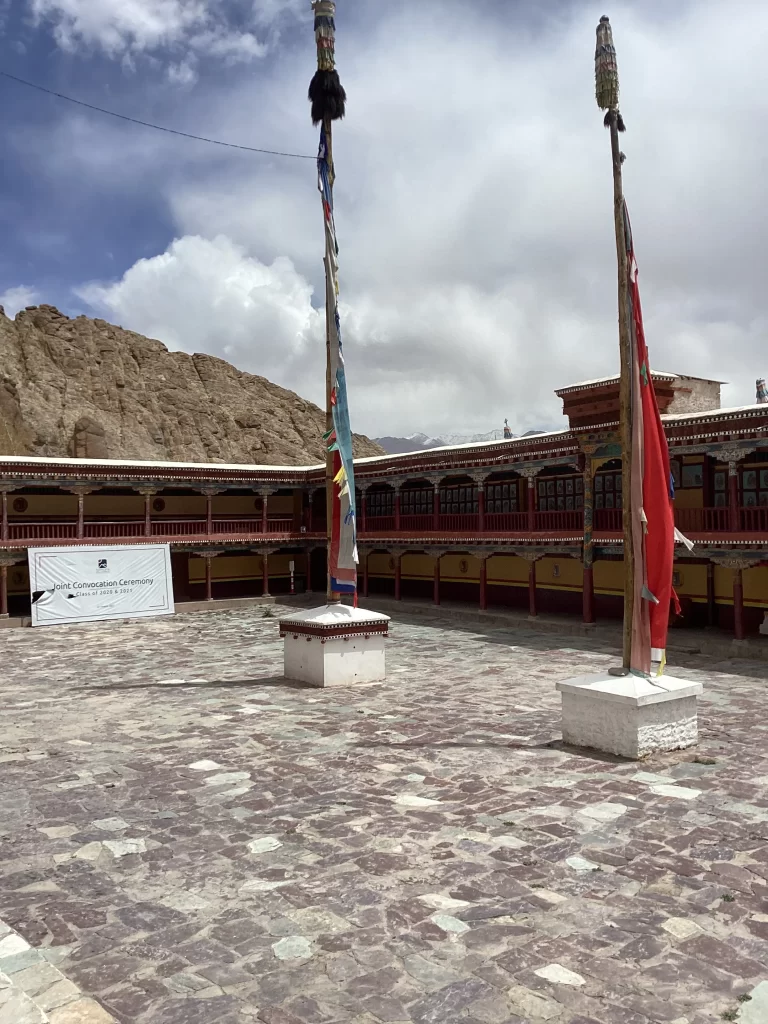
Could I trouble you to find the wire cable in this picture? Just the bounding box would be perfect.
[0,69,316,160]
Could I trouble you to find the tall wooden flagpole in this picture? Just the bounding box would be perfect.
[309,0,346,603]
[596,15,634,671]
[324,137,335,603]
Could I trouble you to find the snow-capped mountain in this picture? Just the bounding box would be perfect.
[373,429,544,455]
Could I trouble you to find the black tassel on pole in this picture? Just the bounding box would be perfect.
[309,1,346,125]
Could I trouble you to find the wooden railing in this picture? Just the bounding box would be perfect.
[438,514,480,532]
[484,512,529,532]
[594,509,622,532]
[741,506,768,533]
[151,519,205,537]
[84,521,143,538]
[8,522,77,540]
[4,505,765,545]
[364,515,396,532]
[399,514,434,531]
[674,507,730,533]
[533,510,584,532]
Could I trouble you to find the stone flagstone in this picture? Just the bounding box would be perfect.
[0,602,765,1023]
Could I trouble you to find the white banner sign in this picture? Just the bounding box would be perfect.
[28,545,175,627]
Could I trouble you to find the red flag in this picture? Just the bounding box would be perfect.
[624,201,676,673]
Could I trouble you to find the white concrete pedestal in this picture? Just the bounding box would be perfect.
[759,612,768,636]
[279,604,390,687]
[556,673,703,759]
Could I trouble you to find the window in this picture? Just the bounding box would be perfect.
[714,470,727,507]
[401,488,432,516]
[440,483,477,515]
[741,465,768,508]
[681,463,703,488]
[486,481,518,514]
[368,490,394,518]
[537,475,584,512]
[594,470,623,510]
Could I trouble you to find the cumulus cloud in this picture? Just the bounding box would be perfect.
[77,235,326,401]
[26,0,301,63]
[0,286,39,317]
[57,0,768,437]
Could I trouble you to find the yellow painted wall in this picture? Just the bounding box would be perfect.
[368,552,395,578]
[401,553,433,581]
[11,494,78,516]
[673,562,707,602]
[210,496,294,516]
[536,556,583,593]
[9,493,297,518]
[713,565,768,608]
[188,552,304,583]
[7,564,29,595]
[674,489,704,510]
[151,496,205,516]
[713,565,732,603]
[440,553,481,583]
[595,559,623,596]
[486,555,529,585]
[744,565,768,609]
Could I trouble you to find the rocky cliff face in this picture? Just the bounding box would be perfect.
[0,305,384,466]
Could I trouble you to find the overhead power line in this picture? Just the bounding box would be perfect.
[0,69,316,160]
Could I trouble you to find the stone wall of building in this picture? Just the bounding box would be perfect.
[667,376,721,414]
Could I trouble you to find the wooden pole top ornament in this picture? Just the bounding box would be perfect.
[309,0,347,125]
[595,15,625,131]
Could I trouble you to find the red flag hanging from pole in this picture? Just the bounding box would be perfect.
[623,200,678,675]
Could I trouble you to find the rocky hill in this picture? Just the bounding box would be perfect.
[0,305,384,466]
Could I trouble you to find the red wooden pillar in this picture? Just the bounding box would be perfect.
[1,491,8,542]
[433,555,441,606]
[394,554,402,601]
[706,561,716,628]
[479,557,487,611]
[432,483,440,531]
[528,558,537,618]
[394,487,401,531]
[360,490,367,534]
[362,551,369,598]
[307,492,314,532]
[0,564,8,618]
[478,484,486,533]
[261,491,269,534]
[526,476,536,532]
[582,459,595,624]
[733,566,745,641]
[143,492,153,538]
[583,565,595,624]
[76,490,87,539]
[206,493,214,537]
[262,550,270,597]
[205,555,213,602]
[728,465,740,532]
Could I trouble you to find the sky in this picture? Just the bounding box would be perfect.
[1,0,766,440]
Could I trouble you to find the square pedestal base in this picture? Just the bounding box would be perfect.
[283,632,386,687]
[279,604,390,688]
[556,673,703,760]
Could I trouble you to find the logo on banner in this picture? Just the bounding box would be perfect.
[98,559,108,570]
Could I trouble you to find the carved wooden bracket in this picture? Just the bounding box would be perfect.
[711,556,760,571]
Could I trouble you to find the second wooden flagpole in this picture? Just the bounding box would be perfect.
[596,15,634,671]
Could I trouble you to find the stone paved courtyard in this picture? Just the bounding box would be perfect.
[1,604,767,1024]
